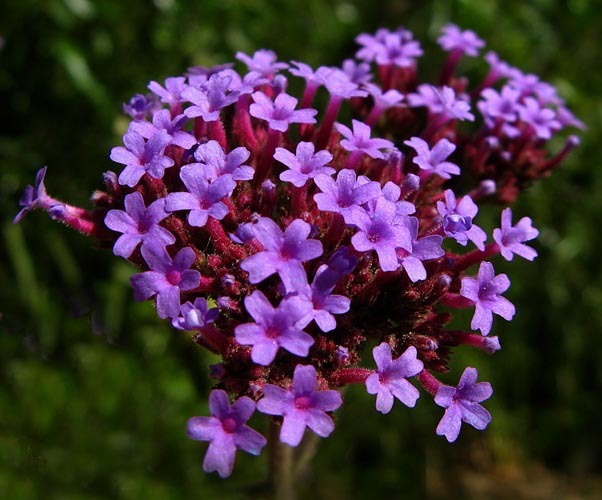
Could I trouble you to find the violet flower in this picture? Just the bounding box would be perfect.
[517,97,562,140]
[335,119,395,160]
[128,109,197,150]
[148,77,187,106]
[317,67,368,100]
[275,141,335,187]
[182,74,240,121]
[122,93,160,120]
[437,190,487,250]
[437,24,485,57]
[111,130,174,187]
[350,197,412,272]
[104,192,175,258]
[435,367,493,442]
[165,165,235,227]
[296,265,351,332]
[493,208,539,261]
[240,217,323,291]
[14,167,54,223]
[313,169,382,224]
[396,217,444,282]
[234,291,314,366]
[130,243,201,319]
[460,261,515,335]
[341,59,373,85]
[404,137,460,179]
[257,364,343,446]
[193,140,254,182]
[235,49,289,76]
[172,297,219,331]
[187,390,267,478]
[355,27,423,67]
[365,343,423,414]
[249,91,317,132]
[407,85,474,122]
[477,86,521,124]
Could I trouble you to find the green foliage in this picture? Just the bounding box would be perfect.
[1,0,601,498]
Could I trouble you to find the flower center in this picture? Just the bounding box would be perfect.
[166,270,182,285]
[294,395,312,410]
[222,417,238,433]
[265,326,280,339]
[445,214,472,233]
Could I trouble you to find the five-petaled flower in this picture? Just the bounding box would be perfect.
[366,343,423,414]
[434,367,493,442]
[187,390,267,478]
[257,364,343,446]
[460,261,515,335]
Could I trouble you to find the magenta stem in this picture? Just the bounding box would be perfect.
[315,96,343,150]
[418,369,442,396]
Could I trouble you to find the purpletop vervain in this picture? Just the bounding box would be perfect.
[14,22,581,478]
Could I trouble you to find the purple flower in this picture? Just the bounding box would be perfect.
[165,165,235,227]
[404,137,460,179]
[377,181,415,217]
[508,70,553,99]
[289,61,321,84]
[104,192,175,258]
[460,261,515,335]
[335,120,395,160]
[130,243,201,319]
[484,51,514,81]
[172,297,219,330]
[148,77,187,105]
[365,343,423,414]
[297,265,351,332]
[128,109,197,150]
[365,83,404,111]
[122,93,160,120]
[275,142,335,187]
[14,167,55,223]
[477,86,521,124]
[356,28,423,67]
[437,24,485,57]
[493,208,539,261]
[407,85,474,122]
[316,67,368,100]
[187,390,267,478]
[249,91,317,132]
[240,217,323,291]
[234,291,314,366]
[517,97,561,140]
[257,364,343,446]
[437,190,487,250]
[111,130,174,187]
[351,198,412,272]
[396,217,444,282]
[183,75,240,121]
[313,169,381,223]
[193,140,254,182]
[235,49,289,76]
[434,367,493,442]
[341,59,372,85]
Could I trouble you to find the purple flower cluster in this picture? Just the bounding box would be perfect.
[16,22,580,478]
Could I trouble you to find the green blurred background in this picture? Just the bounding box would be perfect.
[1,0,601,498]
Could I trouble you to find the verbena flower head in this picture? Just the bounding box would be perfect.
[15,22,581,478]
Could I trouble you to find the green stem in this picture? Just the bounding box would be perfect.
[269,421,296,500]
